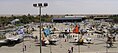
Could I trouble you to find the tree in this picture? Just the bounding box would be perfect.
[109,15,118,23]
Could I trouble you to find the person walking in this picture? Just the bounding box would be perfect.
[35,36,38,42]
[71,47,74,53]
[24,45,26,51]
[22,47,25,52]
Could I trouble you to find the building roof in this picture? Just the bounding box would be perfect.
[94,17,108,18]
[52,17,82,20]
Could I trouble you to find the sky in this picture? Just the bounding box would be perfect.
[0,0,118,15]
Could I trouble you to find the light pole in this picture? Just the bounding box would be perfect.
[33,3,48,53]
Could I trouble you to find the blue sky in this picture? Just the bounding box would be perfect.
[0,0,118,15]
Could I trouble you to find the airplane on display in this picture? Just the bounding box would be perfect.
[6,35,24,43]
[0,35,24,47]
[41,27,60,46]
[69,24,93,44]
[0,27,24,46]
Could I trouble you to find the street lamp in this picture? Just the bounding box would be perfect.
[33,3,48,53]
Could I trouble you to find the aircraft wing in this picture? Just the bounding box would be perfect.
[0,40,7,44]
[49,39,59,42]
[6,35,23,41]
[7,37,19,41]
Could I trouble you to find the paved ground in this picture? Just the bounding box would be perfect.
[0,22,118,53]
[41,38,118,53]
[0,35,118,53]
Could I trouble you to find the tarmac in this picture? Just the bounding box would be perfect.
[0,37,118,53]
[0,22,118,53]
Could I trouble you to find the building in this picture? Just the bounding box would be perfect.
[94,17,109,20]
[52,16,86,22]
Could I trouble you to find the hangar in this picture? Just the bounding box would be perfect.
[52,16,86,22]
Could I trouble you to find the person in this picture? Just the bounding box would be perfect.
[71,47,74,53]
[22,47,25,52]
[65,39,67,42]
[63,34,65,38]
[35,36,38,42]
[24,45,26,51]
[68,49,72,53]
[107,35,113,48]
[79,36,84,45]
